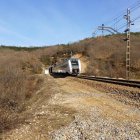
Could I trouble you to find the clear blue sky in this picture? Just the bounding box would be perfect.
[0,0,140,46]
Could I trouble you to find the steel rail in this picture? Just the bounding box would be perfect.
[77,75,140,88]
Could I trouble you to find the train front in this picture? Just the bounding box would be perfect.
[68,58,81,75]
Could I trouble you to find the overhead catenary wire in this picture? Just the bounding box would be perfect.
[117,16,140,31]
[93,0,140,36]
[104,0,140,28]
[110,4,140,29]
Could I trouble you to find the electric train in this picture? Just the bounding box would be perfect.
[49,58,81,75]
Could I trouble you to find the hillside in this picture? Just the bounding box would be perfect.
[0,33,140,139]
[1,33,140,79]
[31,32,140,79]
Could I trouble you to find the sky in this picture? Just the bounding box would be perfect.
[0,0,140,46]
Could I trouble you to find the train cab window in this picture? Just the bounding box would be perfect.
[71,60,79,66]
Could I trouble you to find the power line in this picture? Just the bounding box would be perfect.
[111,5,140,29]
[93,0,140,36]
[104,1,140,28]
[117,16,140,31]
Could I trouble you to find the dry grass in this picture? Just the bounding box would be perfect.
[0,49,43,133]
[38,33,140,79]
[0,33,139,134]
[1,33,140,79]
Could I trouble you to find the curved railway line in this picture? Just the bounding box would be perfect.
[77,75,140,88]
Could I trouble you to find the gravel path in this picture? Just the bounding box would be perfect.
[50,77,140,140]
[1,75,140,140]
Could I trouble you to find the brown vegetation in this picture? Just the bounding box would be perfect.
[0,49,42,133]
[37,33,140,79]
[0,33,139,134]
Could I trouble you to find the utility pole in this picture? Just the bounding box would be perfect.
[124,8,131,80]
[101,24,104,37]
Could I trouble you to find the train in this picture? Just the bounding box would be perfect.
[49,58,81,75]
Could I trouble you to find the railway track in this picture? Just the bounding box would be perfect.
[77,75,140,88]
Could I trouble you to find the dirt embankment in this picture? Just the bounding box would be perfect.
[1,74,140,140]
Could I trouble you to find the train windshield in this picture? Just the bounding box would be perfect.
[71,59,79,66]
